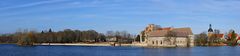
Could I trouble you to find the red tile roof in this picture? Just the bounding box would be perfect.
[157,27,172,30]
[228,33,238,38]
[215,34,224,38]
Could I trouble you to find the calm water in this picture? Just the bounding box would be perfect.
[1,44,240,56]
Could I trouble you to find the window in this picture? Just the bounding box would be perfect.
[161,41,162,45]
[152,41,154,44]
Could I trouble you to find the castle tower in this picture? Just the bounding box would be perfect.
[145,24,155,33]
[140,24,155,43]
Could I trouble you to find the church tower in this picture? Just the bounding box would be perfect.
[208,24,213,38]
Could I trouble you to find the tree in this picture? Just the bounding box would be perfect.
[49,28,53,33]
[154,25,161,30]
[41,31,44,34]
[62,29,75,43]
[120,31,128,38]
[164,31,177,45]
[140,31,146,42]
[106,31,114,37]
[17,31,36,46]
[97,33,106,42]
[231,31,236,41]
[74,30,82,42]
[55,31,63,43]
[0,28,129,45]
[115,31,121,42]
[228,29,234,34]
[214,29,220,34]
[135,35,140,42]
[87,30,98,42]
[225,30,237,46]
[195,32,208,46]
[230,30,237,46]
[213,29,222,43]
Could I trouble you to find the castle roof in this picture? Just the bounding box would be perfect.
[148,27,193,37]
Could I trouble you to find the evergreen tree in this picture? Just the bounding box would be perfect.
[41,31,44,34]
[230,31,237,46]
[49,28,52,33]
[135,35,140,42]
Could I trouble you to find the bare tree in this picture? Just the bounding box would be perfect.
[195,32,208,46]
[106,31,114,37]
[214,29,220,34]
[164,31,177,45]
[153,25,161,30]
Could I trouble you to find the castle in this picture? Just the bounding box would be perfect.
[139,24,194,47]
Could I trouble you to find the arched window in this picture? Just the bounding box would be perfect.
[161,41,163,45]
[152,41,154,44]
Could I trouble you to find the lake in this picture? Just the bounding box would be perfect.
[0,44,240,56]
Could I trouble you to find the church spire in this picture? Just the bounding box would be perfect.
[210,24,212,28]
[208,24,213,32]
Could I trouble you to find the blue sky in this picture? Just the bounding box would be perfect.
[0,0,240,34]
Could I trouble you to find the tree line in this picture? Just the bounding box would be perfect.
[0,29,135,45]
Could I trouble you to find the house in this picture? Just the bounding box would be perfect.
[237,37,240,45]
[106,37,117,42]
[139,24,194,47]
[215,34,225,40]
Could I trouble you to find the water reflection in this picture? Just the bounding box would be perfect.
[1,44,240,56]
[142,48,192,56]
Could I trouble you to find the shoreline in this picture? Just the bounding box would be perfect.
[33,43,148,47]
[34,43,112,46]
[0,43,235,47]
